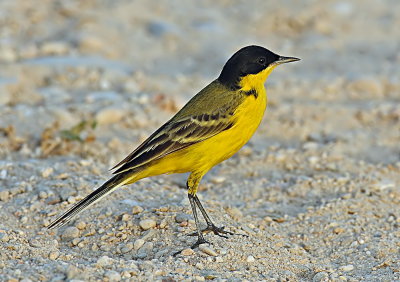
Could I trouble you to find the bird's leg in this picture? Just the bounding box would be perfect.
[193,195,234,238]
[188,193,209,249]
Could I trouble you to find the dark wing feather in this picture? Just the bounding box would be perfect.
[111,113,234,174]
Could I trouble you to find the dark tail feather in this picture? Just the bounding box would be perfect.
[47,172,134,229]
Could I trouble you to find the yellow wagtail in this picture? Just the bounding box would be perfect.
[48,45,299,249]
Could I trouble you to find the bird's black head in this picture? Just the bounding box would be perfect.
[218,45,299,90]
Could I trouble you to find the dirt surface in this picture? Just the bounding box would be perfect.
[1,0,399,281]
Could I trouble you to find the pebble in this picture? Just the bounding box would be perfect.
[95,107,126,125]
[96,255,113,267]
[134,239,145,250]
[312,272,329,282]
[121,213,131,221]
[0,233,10,242]
[40,41,69,55]
[75,222,86,230]
[66,265,80,279]
[340,264,354,272]
[210,176,226,184]
[0,191,10,201]
[0,169,7,179]
[139,219,157,230]
[132,206,144,214]
[41,167,54,178]
[104,270,121,281]
[246,255,255,263]
[199,245,218,256]
[78,36,104,53]
[181,248,195,256]
[48,251,60,260]
[61,227,80,241]
[120,242,133,253]
[0,46,17,62]
[175,213,191,223]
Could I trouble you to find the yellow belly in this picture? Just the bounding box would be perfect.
[138,89,268,178]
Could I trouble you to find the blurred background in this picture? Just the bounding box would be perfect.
[1,1,400,280]
[1,0,399,165]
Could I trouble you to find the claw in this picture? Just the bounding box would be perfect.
[187,224,236,238]
[173,236,210,256]
[191,236,210,249]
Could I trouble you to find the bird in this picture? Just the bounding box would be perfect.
[48,45,299,249]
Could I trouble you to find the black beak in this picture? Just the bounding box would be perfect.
[274,56,300,65]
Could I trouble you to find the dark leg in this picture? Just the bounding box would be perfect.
[188,193,209,249]
[193,195,235,238]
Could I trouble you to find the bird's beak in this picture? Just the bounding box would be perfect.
[273,56,300,66]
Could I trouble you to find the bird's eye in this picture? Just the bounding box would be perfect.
[258,57,266,65]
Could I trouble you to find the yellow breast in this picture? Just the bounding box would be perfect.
[138,68,271,178]
[180,83,268,173]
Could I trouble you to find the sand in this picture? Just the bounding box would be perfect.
[0,0,399,281]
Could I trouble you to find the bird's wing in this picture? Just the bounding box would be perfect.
[111,111,235,174]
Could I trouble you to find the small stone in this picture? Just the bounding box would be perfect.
[38,191,48,199]
[0,191,10,201]
[72,238,81,246]
[120,242,133,253]
[313,272,329,282]
[96,107,126,125]
[215,256,224,263]
[139,219,157,230]
[75,221,86,230]
[41,167,54,178]
[333,227,345,234]
[0,233,9,242]
[0,170,7,179]
[105,270,121,281]
[181,248,195,256]
[78,36,104,53]
[199,245,218,256]
[195,262,204,270]
[175,213,191,223]
[49,251,60,260]
[159,219,168,229]
[61,226,80,241]
[134,239,145,250]
[121,214,131,221]
[66,265,80,279]
[340,264,354,272]
[308,156,319,165]
[0,46,17,62]
[97,255,113,267]
[210,176,226,184]
[132,206,144,214]
[246,255,255,263]
[40,41,69,55]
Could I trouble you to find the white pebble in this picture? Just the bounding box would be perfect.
[96,107,126,125]
[199,245,217,256]
[139,219,157,230]
[340,264,354,272]
[246,255,255,263]
[134,239,145,250]
[41,167,54,178]
[132,205,144,214]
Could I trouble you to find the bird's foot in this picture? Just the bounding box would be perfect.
[188,224,237,239]
[190,236,210,249]
[173,235,210,256]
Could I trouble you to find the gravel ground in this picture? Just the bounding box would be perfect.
[1,0,399,281]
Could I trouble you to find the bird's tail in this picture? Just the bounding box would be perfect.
[47,171,136,229]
